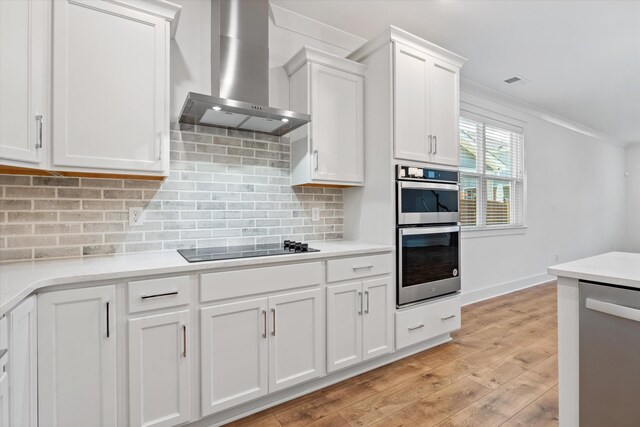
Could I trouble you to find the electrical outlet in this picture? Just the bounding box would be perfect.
[129,207,144,227]
[312,207,320,222]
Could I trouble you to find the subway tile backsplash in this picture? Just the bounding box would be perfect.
[0,126,344,262]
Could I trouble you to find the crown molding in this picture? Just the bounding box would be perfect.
[461,78,626,147]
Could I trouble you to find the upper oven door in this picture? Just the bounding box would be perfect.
[397,181,459,225]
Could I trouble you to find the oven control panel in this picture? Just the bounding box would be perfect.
[397,165,458,183]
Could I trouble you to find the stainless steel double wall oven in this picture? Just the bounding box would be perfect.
[396,165,461,306]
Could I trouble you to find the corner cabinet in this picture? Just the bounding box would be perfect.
[38,286,117,427]
[285,47,366,186]
[51,0,175,176]
[0,0,50,169]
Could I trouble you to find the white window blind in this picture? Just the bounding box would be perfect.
[459,113,525,229]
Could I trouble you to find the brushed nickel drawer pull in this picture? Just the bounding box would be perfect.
[141,291,178,300]
[353,265,374,271]
[441,314,456,321]
[408,324,425,332]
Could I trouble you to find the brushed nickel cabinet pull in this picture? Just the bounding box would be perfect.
[353,265,373,271]
[365,291,370,314]
[441,314,456,321]
[141,291,178,300]
[433,135,438,155]
[408,324,425,332]
[182,325,187,357]
[358,292,363,315]
[314,150,319,171]
[35,115,43,149]
[271,308,276,336]
[262,310,267,338]
[106,301,110,338]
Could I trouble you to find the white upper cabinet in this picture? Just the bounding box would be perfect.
[0,0,50,168]
[285,47,366,186]
[393,41,461,167]
[51,0,178,176]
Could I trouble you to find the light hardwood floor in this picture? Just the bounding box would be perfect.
[229,282,559,427]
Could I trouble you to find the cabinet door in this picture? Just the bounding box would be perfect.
[268,289,323,392]
[0,362,8,427]
[429,59,459,167]
[393,42,431,163]
[200,298,268,416]
[129,310,191,427]
[326,282,362,372]
[0,0,49,166]
[52,0,168,174]
[363,277,394,360]
[38,286,117,427]
[310,64,364,184]
[8,296,37,427]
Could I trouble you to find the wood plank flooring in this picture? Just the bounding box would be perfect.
[229,282,559,427]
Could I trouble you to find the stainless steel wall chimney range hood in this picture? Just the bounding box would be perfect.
[178,0,310,137]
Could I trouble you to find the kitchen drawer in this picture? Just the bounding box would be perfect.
[200,262,322,302]
[326,253,392,283]
[395,294,461,350]
[128,275,191,313]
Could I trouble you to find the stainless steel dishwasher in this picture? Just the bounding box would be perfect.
[580,281,640,426]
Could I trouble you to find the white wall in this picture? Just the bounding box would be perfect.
[625,144,640,252]
[459,88,627,304]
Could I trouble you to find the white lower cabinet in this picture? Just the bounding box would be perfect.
[200,298,269,416]
[128,310,191,427]
[0,353,8,427]
[268,289,323,392]
[327,277,393,373]
[38,286,117,427]
[8,296,37,427]
[395,294,461,350]
[201,288,323,415]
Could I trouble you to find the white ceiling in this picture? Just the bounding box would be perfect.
[272,0,640,144]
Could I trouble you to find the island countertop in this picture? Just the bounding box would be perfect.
[548,251,640,288]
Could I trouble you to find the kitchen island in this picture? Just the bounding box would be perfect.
[549,252,640,427]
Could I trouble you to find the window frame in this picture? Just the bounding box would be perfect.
[459,108,527,233]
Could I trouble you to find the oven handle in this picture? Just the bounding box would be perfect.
[400,226,460,236]
[398,181,459,191]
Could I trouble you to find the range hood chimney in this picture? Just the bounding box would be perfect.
[179,0,309,137]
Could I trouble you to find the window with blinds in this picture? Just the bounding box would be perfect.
[459,113,525,229]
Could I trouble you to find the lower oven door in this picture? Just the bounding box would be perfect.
[398,225,461,306]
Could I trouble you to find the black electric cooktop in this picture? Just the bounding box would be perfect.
[178,240,319,263]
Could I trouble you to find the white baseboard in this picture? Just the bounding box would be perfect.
[461,273,555,306]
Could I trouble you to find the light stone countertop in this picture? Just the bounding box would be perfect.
[548,251,640,289]
[0,240,394,316]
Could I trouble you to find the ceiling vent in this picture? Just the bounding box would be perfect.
[504,76,523,84]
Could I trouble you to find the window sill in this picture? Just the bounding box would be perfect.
[461,225,528,239]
